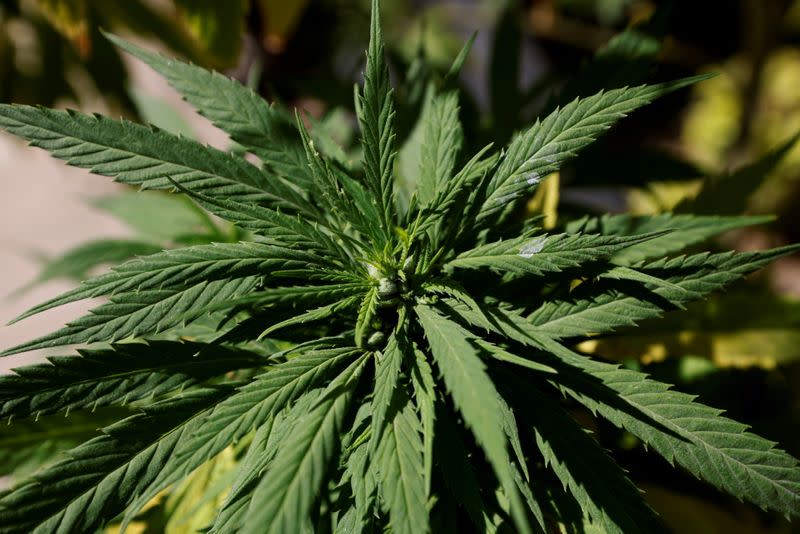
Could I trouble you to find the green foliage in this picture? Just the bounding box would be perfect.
[476,75,711,228]
[0,341,265,419]
[0,1,799,532]
[676,133,800,215]
[173,0,248,67]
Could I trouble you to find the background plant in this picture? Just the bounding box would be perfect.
[0,1,791,534]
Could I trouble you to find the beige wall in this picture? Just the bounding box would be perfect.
[0,50,228,373]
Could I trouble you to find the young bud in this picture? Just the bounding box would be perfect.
[366,330,386,349]
[402,254,416,274]
[378,277,398,298]
[366,263,381,280]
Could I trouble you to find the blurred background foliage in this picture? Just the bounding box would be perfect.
[2,0,800,532]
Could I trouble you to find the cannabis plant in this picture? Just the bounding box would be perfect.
[0,2,798,532]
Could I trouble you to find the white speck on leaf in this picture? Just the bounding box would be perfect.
[518,236,547,258]
[525,171,541,186]
[494,192,519,205]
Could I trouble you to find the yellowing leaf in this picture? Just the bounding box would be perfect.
[34,0,90,56]
[578,292,800,369]
[581,328,800,369]
[165,448,237,534]
[525,172,560,229]
[174,0,248,68]
[257,0,310,53]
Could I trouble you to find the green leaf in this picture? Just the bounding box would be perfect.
[0,105,315,219]
[307,108,355,169]
[295,115,379,243]
[476,309,800,519]
[152,185,354,264]
[12,241,327,324]
[260,296,361,338]
[565,213,773,264]
[221,282,367,312]
[435,405,498,532]
[355,287,380,349]
[333,505,359,534]
[0,341,264,419]
[241,354,367,534]
[396,83,433,202]
[446,31,476,81]
[375,387,429,534]
[512,464,546,533]
[418,91,463,204]
[473,337,557,375]
[0,0,797,529]
[527,246,800,339]
[545,339,800,519]
[677,132,800,215]
[518,384,664,533]
[422,279,494,329]
[409,347,436,497]
[0,388,227,533]
[211,391,323,533]
[477,76,712,226]
[447,231,667,276]
[119,347,360,527]
[415,303,532,534]
[495,391,529,482]
[369,329,406,453]
[105,33,313,187]
[358,0,397,242]
[211,417,277,533]
[345,421,379,533]
[599,265,687,295]
[415,144,498,244]
[2,277,259,356]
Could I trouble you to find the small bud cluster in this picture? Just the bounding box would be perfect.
[363,254,416,349]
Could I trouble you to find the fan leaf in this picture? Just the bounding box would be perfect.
[12,241,332,324]
[565,213,773,264]
[477,76,712,226]
[0,341,264,419]
[418,91,463,205]
[416,303,532,534]
[241,354,368,534]
[0,389,228,534]
[527,246,800,339]
[375,387,429,534]
[448,231,668,276]
[357,0,397,242]
[103,33,310,180]
[518,383,664,533]
[2,277,259,356]
[0,105,315,218]
[119,347,361,527]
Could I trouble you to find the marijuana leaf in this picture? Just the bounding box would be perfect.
[0,2,798,531]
